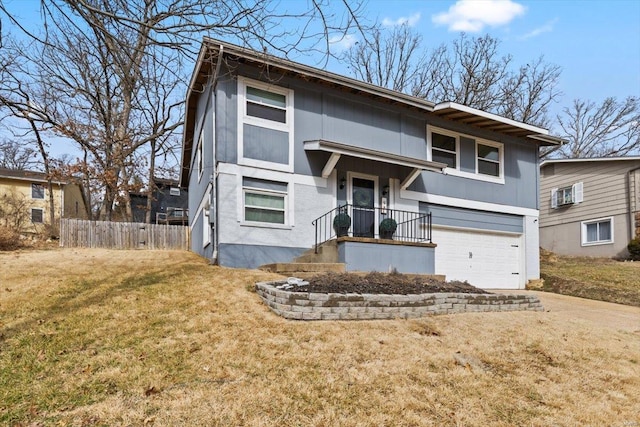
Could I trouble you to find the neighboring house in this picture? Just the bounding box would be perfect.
[130,178,189,225]
[539,157,640,258]
[0,167,87,234]
[180,39,563,289]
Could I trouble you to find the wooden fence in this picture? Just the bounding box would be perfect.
[60,218,190,250]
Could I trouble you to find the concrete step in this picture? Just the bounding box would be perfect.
[294,240,339,263]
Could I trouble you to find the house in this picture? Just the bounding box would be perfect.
[180,39,563,289]
[130,177,189,225]
[0,167,86,234]
[539,157,640,258]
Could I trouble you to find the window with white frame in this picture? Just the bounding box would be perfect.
[31,183,45,199]
[242,177,288,225]
[238,77,294,172]
[169,187,181,196]
[477,142,502,177]
[551,182,583,208]
[197,131,204,181]
[246,86,287,123]
[581,217,613,245]
[31,208,44,223]
[430,130,457,168]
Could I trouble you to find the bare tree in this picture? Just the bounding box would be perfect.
[345,24,427,94]
[344,31,562,128]
[545,97,640,159]
[0,0,369,220]
[0,138,39,170]
[0,44,61,235]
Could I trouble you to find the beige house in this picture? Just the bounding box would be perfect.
[0,168,87,235]
[539,157,640,258]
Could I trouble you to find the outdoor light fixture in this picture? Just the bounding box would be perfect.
[382,185,389,196]
[340,178,346,189]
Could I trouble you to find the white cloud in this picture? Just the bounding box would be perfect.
[432,0,526,32]
[329,34,359,52]
[382,12,421,27]
[520,18,558,40]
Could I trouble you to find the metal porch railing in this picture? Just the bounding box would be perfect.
[311,204,432,253]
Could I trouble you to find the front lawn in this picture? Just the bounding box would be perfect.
[1,248,638,425]
[539,250,640,307]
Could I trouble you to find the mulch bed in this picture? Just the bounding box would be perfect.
[297,272,489,295]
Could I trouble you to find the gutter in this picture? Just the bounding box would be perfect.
[210,45,223,266]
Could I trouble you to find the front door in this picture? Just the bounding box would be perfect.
[351,176,376,238]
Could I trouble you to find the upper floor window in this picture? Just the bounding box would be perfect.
[477,142,501,177]
[427,125,504,184]
[238,77,294,172]
[197,131,204,181]
[431,132,457,168]
[551,182,583,208]
[32,183,45,199]
[246,86,287,123]
[169,187,181,196]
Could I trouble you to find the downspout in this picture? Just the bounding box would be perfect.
[627,165,640,242]
[210,45,224,265]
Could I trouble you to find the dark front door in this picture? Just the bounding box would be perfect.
[352,177,375,238]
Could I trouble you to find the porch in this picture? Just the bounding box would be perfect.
[307,204,437,274]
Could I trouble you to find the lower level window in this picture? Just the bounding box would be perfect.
[31,208,44,223]
[581,217,613,245]
[243,178,287,225]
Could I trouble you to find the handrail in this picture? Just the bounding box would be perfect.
[311,204,432,253]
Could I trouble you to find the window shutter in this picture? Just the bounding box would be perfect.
[551,188,558,209]
[572,182,584,204]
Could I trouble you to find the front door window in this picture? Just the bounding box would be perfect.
[352,177,375,238]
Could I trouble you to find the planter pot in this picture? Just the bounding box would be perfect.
[380,231,394,240]
[335,226,350,237]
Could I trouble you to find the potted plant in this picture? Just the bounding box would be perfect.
[379,218,397,239]
[333,212,351,237]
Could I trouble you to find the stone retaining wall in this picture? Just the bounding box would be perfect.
[255,281,544,321]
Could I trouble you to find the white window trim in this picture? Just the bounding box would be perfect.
[581,216,614,246]
[475,139,504,183]
[169,187,181,196]
[427,126,460,170]
[427,125,505,185]
[237,172,294,229]
[31,207,44,223]
[197,130,204,182]
[551,182,583,208]
[237,77,294,173]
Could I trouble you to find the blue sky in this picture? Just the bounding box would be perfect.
[1,0,639,159]
[324,0,640,111]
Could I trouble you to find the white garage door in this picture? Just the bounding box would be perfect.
[432,227,523,289]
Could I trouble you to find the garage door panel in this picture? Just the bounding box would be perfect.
[432,228,522,289]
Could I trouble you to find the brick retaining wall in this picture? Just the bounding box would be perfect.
[255,281,544,321]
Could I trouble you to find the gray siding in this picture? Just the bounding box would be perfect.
[218,243,306,268]
[410,137,539,209]
[421,203,523,234]
[338,241,435,274]
[215,74,238,164]
[243,124,289,164]
[539,159,640,257]
[211,61,541,211]
[540,160,640,227]
[460,136,476,173]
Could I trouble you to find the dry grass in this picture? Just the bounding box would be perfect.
[540,249,640,306]
[1,249,639,426]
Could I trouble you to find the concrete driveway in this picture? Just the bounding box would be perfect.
[495,290,640,333]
